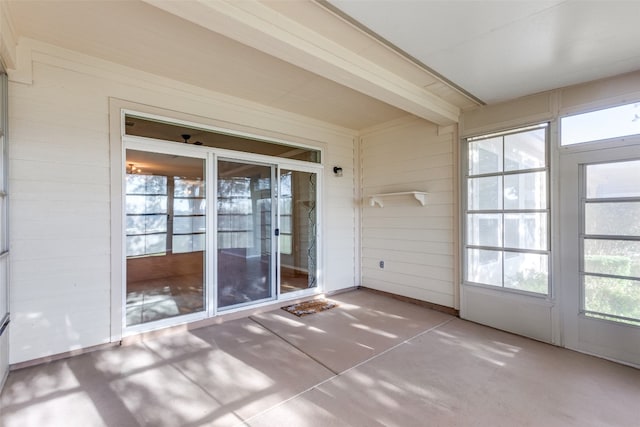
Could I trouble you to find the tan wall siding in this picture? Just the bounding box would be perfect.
[9,45,357,364]
[360,119,456,307]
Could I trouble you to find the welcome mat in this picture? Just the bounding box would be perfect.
[281,299,338,317]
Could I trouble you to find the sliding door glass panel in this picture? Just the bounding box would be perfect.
[125,150,206,326]
[279,169,317,294]
[218,160,274,308]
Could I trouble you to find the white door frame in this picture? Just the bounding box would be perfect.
[559,143,640,367]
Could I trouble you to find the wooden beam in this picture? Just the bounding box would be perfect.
[143,0,460,125]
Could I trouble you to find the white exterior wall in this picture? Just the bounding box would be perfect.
[8,41,358,364]
[360,118,457,308]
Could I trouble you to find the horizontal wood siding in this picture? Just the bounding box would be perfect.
[9,48,356,364]
[360,119,456,308]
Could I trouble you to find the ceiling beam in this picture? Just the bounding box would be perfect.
[142,0,460,125]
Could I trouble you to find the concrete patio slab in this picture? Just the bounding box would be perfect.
[251,290,453,373]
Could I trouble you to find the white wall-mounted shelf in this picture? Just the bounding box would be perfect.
[368,191,427,207]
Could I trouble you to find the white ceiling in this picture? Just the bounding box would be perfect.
[328,0,640,104]
[5,1,640,129]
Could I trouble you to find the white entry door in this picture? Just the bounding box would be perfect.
[560,145,640,367]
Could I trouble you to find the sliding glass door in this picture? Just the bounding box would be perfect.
[122,135,321,330]
[217,159,276,309]
[125,149,207,326]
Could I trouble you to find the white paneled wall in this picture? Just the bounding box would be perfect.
[8,43,357,364]
[360,119,457,308]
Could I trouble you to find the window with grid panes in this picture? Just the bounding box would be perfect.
[464,124,550,295]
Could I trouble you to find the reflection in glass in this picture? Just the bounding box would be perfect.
[280,169,317,294]
[217,160,273,308]
[125,150,206,326]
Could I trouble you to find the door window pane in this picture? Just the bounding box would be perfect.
[585,202,640,236]
[218,161,273,308]
[125,150,206,327]
[586,160,640,199]
[584,239,640,277]
[584,275,640,323]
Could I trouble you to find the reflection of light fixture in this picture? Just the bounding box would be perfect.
[333,166,343,177]
[128,163,142,174]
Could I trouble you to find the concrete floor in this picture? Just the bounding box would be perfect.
[1,290,639,426]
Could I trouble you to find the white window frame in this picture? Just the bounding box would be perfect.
[463,123,551,297]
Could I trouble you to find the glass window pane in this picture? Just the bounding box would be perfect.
[173,216,193,234]
[586,160,640,199]
[193,234,205,252]
[466,248,502,287]
[126,215,146,235]
[280,216,292,234]
[504,213,547,250]
[193,216,206,233]
[504,252,548,294]
[584,275,640,321]
[146,234,167,254]
[585,202,640,236]
[174,178,204,198]
[126,174,147,194]
[146,215,167,234]
[504,172,547,210]
[561,102,640,146]
[467,214,502,247]
[469,137,502,175]
[584,239,640,277]
[126,235,144,257]
[172,235,192,254]
[145,196,167,213]
[468,176,502,210]
[504,128,546,171]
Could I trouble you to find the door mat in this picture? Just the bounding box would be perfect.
[281,299,338,317]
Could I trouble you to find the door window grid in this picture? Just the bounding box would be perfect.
[464,124,550,295]
[581,159,640,326]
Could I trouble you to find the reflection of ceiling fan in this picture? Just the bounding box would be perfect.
[181,134,203,145]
